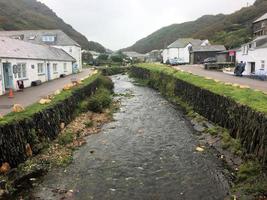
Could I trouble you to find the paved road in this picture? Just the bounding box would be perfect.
[0,68,92,115]
[175,65,267,93]
[31,75,229,200]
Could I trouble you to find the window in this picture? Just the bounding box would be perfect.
[64,63,67,72]
[261,21,266,28]
[243,45,248,55]
[17,63,27,79]
[37,63,44,74]
[53,64,58,73]
[261,60,265,69]
[42,35,56,42]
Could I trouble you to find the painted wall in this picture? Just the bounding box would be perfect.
[236,47,267,75]
[162,44,191,64]
[0,58,73,95]
[53,45,82,72]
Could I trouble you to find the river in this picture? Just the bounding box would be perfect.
[30,74,230,200]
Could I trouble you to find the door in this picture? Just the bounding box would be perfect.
[250,62,255,74]
[3,63,13,90]
[47,63,51,81]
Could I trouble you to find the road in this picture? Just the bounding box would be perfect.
[0,68,92,115]
[30,74,230,200]
[175,65,267,93]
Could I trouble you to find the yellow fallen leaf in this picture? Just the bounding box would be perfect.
[196,147,205,152]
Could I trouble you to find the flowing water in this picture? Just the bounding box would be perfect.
[31,74,230,200]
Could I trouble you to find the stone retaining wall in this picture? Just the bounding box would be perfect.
[130,66,267,164]
[0,76,101,167]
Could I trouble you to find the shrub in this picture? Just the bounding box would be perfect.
[97,75,114,91]
[58,131,74,145]
[87,88,112,112]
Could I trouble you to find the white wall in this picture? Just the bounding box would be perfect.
[0,58,73,95]
[53,45,82,72]
[236,47,267,75]
[162,44,191,64]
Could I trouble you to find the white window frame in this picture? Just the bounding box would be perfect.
[37,63,45,75]
[63,63,68,72]
[42,35,56,42]
[17,63,27,79]
[261,60,265,69]
[53,63,58,73]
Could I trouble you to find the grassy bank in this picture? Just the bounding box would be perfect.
[136,63,267,114]
[0,72,100,125]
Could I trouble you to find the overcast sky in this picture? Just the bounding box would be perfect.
[39,0,255,50]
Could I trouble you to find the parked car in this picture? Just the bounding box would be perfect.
[169,58,180,66]
[203,57,217,63]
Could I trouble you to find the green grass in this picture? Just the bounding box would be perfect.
[0,73,100,125]
[136,63,267,114]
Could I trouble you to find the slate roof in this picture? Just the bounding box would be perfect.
[0,37,75,62]
[0,30,80,47]
[123,51,145,58]
[253,13,267,23]
[167,38,203,48]
[190,45,226,52]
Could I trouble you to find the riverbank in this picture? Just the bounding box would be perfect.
[0,74,116,198]
[28,74,231,200]
[130,64,267,199]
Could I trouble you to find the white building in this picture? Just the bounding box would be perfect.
[236,36,267,75]
[162,38,210,64]
[0,37,75,95]
[0,30,82,72]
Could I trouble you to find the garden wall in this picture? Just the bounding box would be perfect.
[130,66,267,164]
[0,75,101,167]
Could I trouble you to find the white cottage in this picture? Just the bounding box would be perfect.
[0,30,82,72]
[162,38,210,64]
[236,36,267,75]
[0,37,75,95]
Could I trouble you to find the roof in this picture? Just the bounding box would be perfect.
[0,30,80,47]
[190,45,226,52]
[123,51,145,58]
[167,38,203,48]
[253,13,267,23]
[0,37,75,62]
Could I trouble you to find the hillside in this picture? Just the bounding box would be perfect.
[0,0,106,52]
[124,0,267,53]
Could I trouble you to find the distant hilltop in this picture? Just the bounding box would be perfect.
[123,0,267,53]
[0,0,106,53]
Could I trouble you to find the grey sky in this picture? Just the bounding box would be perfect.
[39,0,255,50]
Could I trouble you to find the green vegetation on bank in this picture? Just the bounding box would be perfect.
[135,63,267,113]
[0,73,100,125]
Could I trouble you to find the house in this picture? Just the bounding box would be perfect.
[0,37,75,95]
[236,36,267,75]
[189,45,226,64]
[253,13,267,38]
[145,50,162,62]
[123,51,146,62]
[216,50,236,63]
[0,30,82,72]
[162,38,210,64]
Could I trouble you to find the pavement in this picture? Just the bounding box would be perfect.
[174,65,267,92]
[0,68,92,115]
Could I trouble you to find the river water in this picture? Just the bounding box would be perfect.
[31,74,230,200]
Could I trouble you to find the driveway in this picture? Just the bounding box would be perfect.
[174,65,267,92]
[0,68,92,115]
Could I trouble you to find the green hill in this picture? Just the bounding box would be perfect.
[124,0,267,53]
[0,0,106,52]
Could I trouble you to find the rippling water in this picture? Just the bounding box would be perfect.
[31,74,229,200]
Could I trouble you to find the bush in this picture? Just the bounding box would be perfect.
[87,88,112,112]
[58,131,74,145]
[97,75,114,91]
